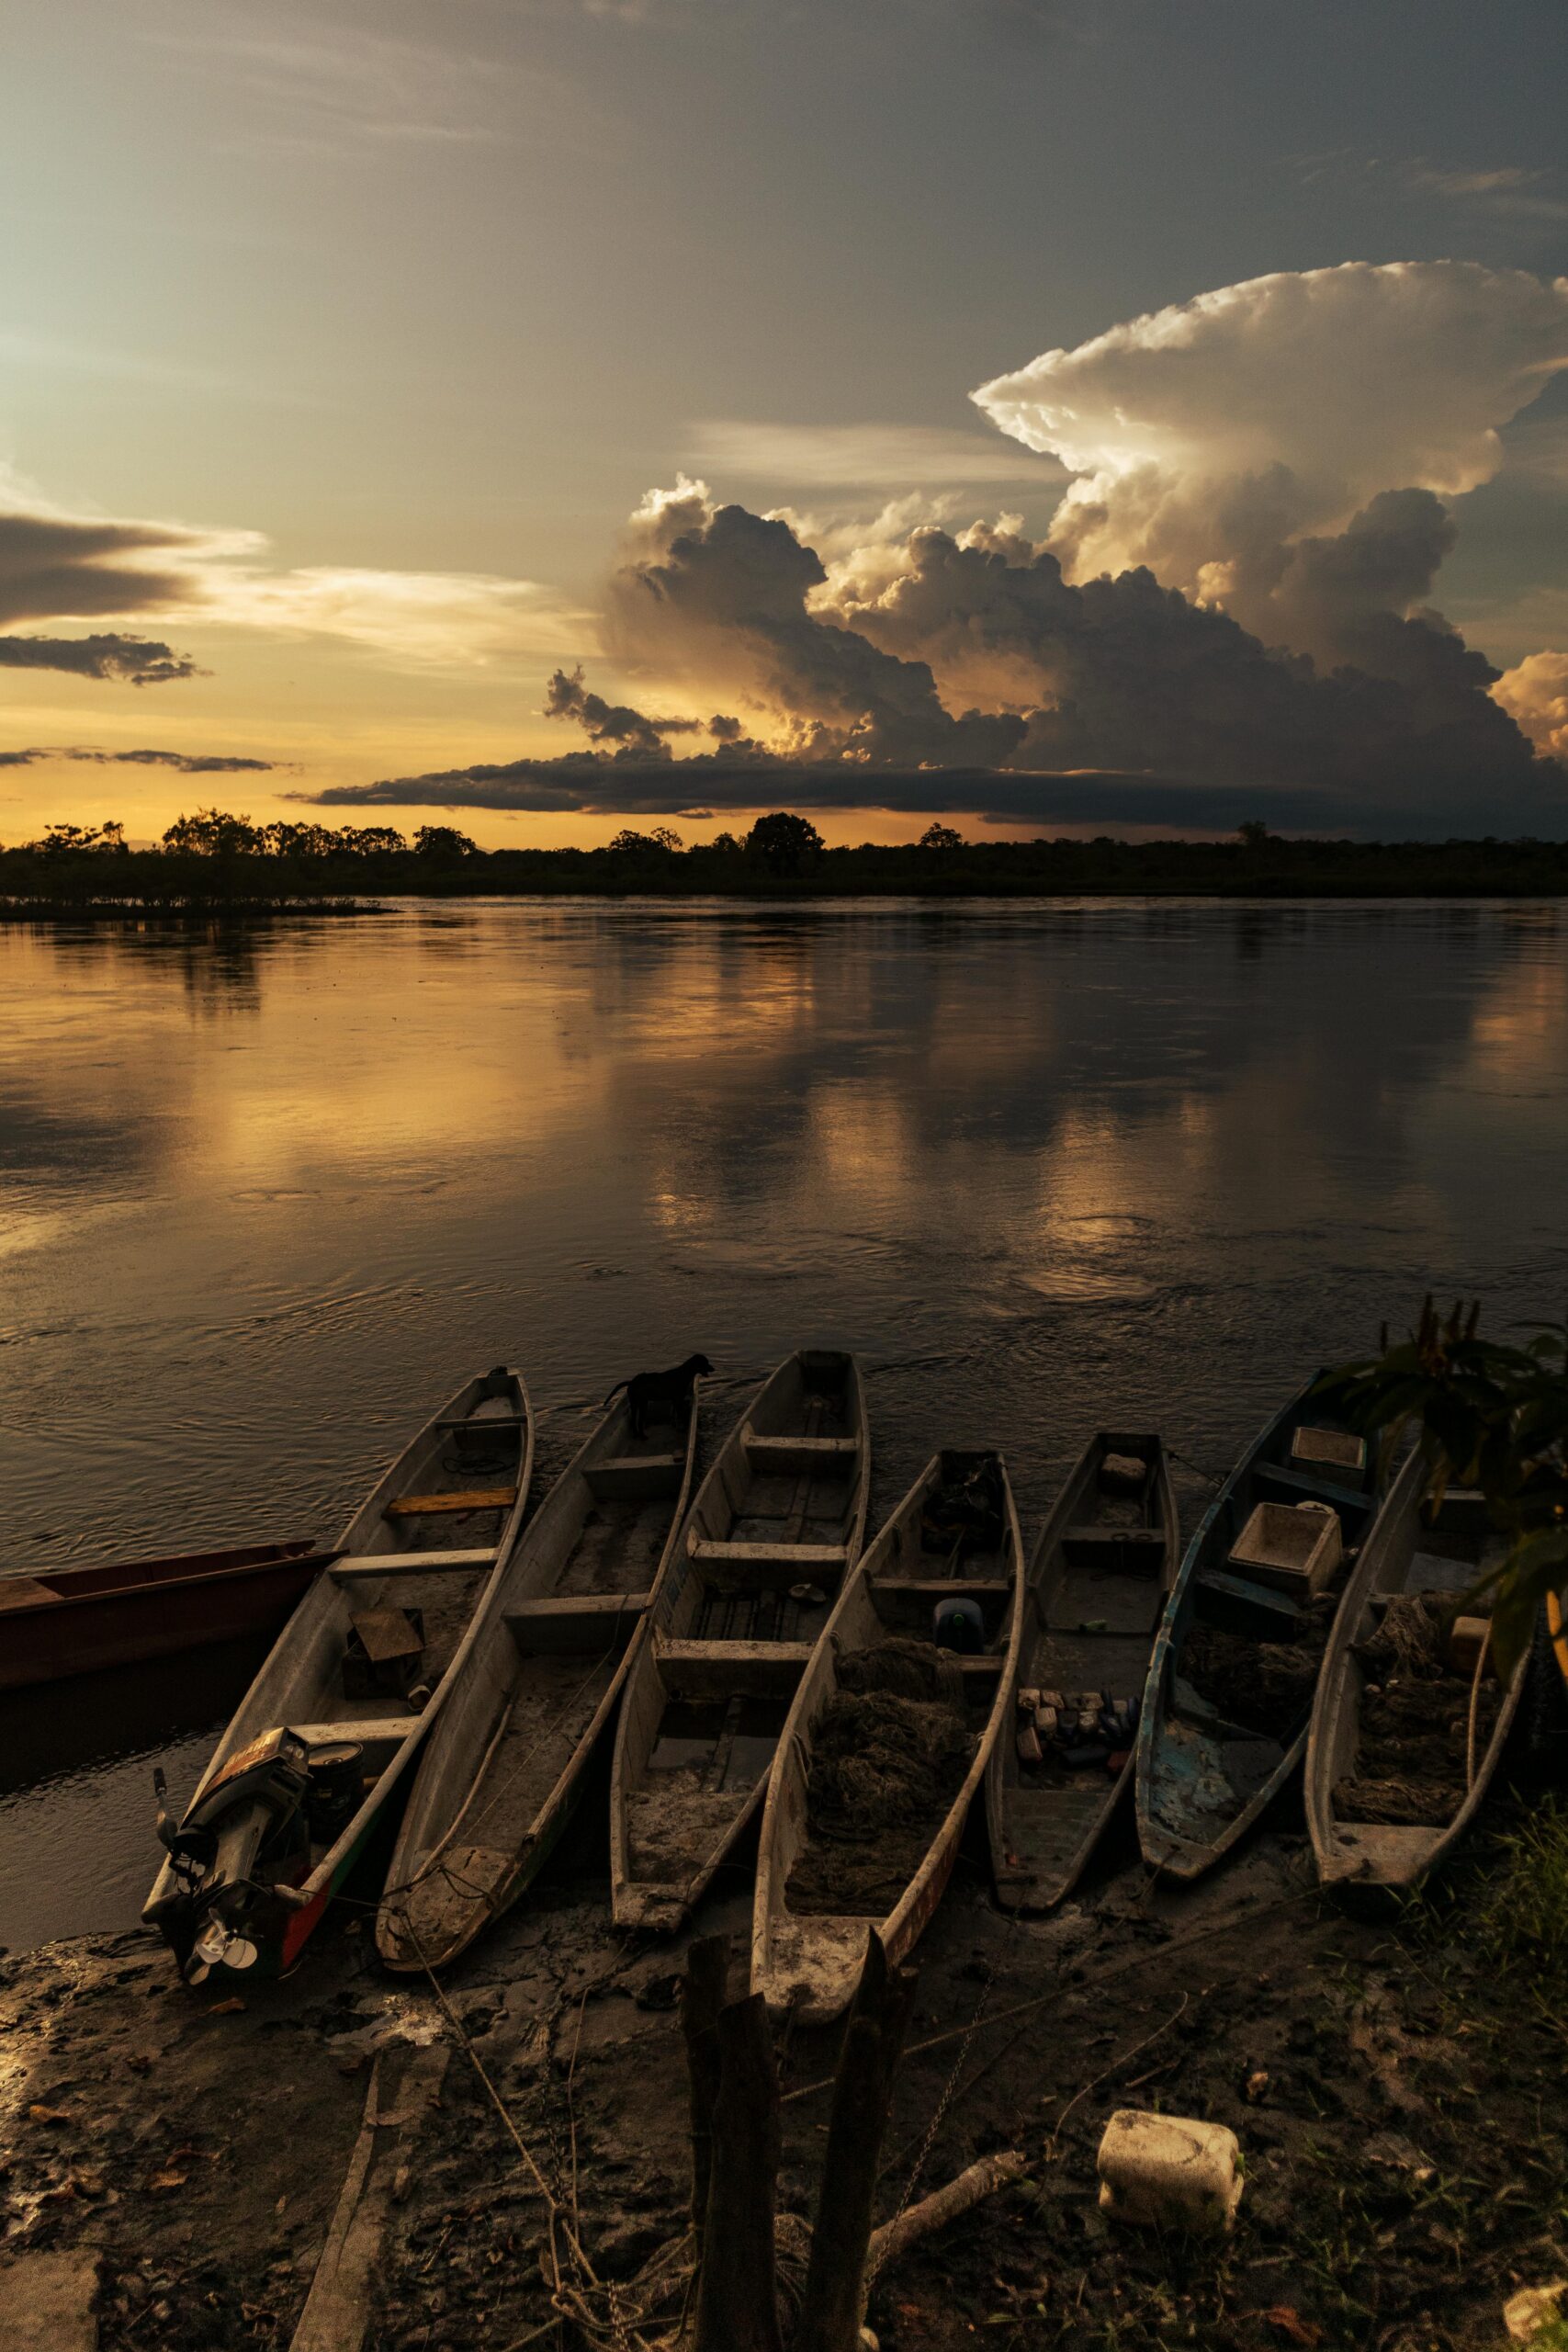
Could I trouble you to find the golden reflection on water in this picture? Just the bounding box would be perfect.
[6,895,1568,1947]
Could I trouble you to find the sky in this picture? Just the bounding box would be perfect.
[3,0,1568,845]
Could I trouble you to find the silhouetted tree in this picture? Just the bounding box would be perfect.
[412,824,479,858]
[162,808,265,855]
[744,810,825,876]
[1237,819,1272,850]
[24,820,126,854]
[918,823,964,854]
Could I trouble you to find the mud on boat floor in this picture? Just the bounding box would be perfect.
[3,1813,1566,2352]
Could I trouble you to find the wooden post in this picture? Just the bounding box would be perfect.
[693,1994,784,2352]
[679,1934,731,2263]
[793,1932,919,2352]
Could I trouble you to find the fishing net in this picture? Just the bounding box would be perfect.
[1180,1596,1338,1737]
[1335,1593,1502,1825]
[786,1641,974,1916]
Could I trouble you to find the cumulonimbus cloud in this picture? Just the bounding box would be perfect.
[971,260,1568,650]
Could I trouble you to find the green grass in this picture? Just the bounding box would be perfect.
[1471,1800,1568,1987]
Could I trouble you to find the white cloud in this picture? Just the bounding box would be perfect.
[192,564,594,666]
[972,261,1568,629]
[1495,650,1568,760]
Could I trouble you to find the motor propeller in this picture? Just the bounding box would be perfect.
[185,1914,260,1986]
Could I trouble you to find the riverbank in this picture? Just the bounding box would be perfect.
[4,1803,1563,2352]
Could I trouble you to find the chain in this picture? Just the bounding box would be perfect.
[867,1958,994,2285]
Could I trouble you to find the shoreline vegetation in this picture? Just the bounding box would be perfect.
[4,807,1568,914]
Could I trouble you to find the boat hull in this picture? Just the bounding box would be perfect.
[1135,1376,1383,1883]
[0,1543,329,1693]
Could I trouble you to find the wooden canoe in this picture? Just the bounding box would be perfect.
[987,1432,1179,1913]
[376,1383,702,1972]
[610,1349,870,1933]
[1305,1452,1528,1892]
[143,1368,533,1984]
[752,1449,1024,2027]
[1135,1376,1383,1882]
[0,1539,334,1692]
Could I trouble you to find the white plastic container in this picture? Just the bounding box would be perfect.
[1229,1498,1342,1600]
[1097,2109,1244,2235]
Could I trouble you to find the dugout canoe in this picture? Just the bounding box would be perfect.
[1135,1376,1383,1882]
[611,1349,869,1933]
[987,1432,1179,1912]
[377,1382,702,1972]
[1305,1450,1529,1893]
[143,1368,532,1984]
[0,1538,334,1692]
[752,1448,1024,2026]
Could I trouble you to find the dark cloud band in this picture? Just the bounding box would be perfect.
[0,743,273,773]
[0,634,200,684]
[308,754,1523,835]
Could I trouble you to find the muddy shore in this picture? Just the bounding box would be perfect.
[4,1792,1565,2352]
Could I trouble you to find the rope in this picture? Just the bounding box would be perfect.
[403,1918,651,2352]
[1166,1445,1227,1492]
[1465,1619,1492,1790]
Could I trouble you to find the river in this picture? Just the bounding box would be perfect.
[4,895,1565,1951]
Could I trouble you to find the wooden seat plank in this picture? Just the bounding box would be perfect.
[386,1487,516,1517]
[332,1546,498,1579]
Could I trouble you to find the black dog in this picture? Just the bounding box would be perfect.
[604,1351,713,1440]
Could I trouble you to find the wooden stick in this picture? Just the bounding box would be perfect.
[679,1935,731,2265]
[863,2150,1027,2279]
[694,1994,784,2352]
[794,1933,919,2352]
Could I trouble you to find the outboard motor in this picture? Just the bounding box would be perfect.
[148,1727,313,1984]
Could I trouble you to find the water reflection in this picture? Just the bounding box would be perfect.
[4,898,1567,1943]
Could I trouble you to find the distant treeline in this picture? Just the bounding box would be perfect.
[4,807,1567,910]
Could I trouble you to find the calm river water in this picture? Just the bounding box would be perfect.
[4,895,1566,1951]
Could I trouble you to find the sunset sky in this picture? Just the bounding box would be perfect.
[4,0,1568,845]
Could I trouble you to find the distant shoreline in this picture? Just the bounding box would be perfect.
[5,828,1567,913]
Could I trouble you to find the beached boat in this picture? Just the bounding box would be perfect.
[143,1368,532,1984]
[752,1449,1024,2026]
[611,1350,869,1932]
[0,1539,334,1692]
[377,1384,702,1972]
[1305,1451,1528,1892]
[987,1432,1179,1912]
[1135,1377,1382,1882]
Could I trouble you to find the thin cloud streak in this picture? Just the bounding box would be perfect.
[688,420,1065,491]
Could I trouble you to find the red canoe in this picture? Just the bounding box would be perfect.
[0,1541,334,1691]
